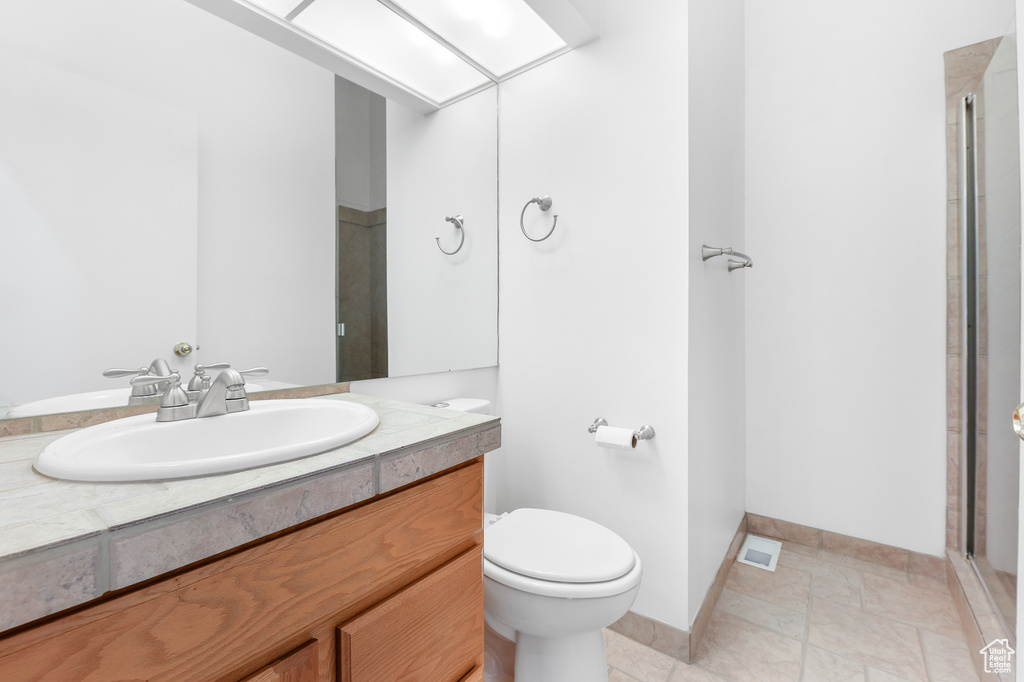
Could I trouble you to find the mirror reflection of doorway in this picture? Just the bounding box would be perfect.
[335,76,388,383]
[965,31,1020,639]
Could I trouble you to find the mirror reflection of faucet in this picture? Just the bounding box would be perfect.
[102,358,173,406]
[130,364,269,422]
[185,362,231,402]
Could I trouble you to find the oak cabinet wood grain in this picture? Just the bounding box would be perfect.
[0,460,483,682]
[338,546,484,682]
[240,640,319,682]
[459,667,485,682]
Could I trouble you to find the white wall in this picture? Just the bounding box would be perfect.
[0,0,336,392]
[386,89,499,378]
[336,77,387,213]
[0,49,197,407]
[353,367,501,508]
[745,0,1015,556]
[493,0,691,631]
[688,0,746,625]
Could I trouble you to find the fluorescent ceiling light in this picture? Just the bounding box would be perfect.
[387,0,566,78]
[238,0,577,107]
[292,0,490,103]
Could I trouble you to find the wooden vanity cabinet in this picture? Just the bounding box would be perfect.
[241,641,319,682]
[459,668,485,682]
[0,460,484,682]
[337,546,483,681]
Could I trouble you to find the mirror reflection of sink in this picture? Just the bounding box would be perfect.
[6,381,298,418]
[33,399,379,482]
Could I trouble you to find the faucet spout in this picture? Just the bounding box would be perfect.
[149,358,171,377]
[196,368,249,418]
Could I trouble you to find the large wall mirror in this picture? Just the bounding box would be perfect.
[0,0,498,419]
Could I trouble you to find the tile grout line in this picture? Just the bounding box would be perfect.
[799,574,814,682]
[918,626,934,682]
[799,554,951,682]
[798,553,967,645]
[672,603,741,682]
[714,587,808,642]
[859,570,969,645]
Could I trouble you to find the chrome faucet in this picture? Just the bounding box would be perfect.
[103,358,173,405]
[132,365,269,422]
[195,368,248,418]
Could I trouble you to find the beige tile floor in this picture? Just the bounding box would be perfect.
[603,541,980,682]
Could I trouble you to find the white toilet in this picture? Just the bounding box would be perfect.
[432,398,642,680]
[483,509,642,682]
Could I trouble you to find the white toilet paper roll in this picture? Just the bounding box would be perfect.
[595,425,637,450]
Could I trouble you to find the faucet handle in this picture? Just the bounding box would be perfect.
[103,366,150,378]
[131,371,187,404]
[106,365,166,400]
[237,367,269,380]
[194,362,231,373]
[188,362,231,391]
[130,372,171,387]
[132,371,196,421]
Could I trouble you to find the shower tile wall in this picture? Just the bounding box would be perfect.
[944,37,1000,553]
[337,206,388,382]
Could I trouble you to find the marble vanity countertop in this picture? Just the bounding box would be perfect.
[0,393,500,632]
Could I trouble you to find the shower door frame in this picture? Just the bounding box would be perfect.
[962,92,980,562]
[955,35,1022,644]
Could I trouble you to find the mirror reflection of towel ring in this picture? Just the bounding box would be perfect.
[520,196,558,242]
[436,215,465,255]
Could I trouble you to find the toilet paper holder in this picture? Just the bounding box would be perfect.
[587,417,656,441]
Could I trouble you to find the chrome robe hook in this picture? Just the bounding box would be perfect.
[521,196,558,242]
[436,215,465,255]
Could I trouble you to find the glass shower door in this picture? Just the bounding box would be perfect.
[969,29,1020,637]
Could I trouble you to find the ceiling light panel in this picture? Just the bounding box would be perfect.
[292,0,491,104]
[389,0,566,77]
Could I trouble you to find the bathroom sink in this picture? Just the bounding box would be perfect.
[8,387,138,418]
[34,399,379,482]
[7,381,297,418]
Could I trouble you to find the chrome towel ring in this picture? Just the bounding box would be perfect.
[436,215,465,255]
[701,244,753,272]
[520,196,558,242]
[727,252,753,271]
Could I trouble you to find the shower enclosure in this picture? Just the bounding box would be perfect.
[962,30,1021,638]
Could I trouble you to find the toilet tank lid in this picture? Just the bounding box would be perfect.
[431,398,491,414]
[484,508,635,583]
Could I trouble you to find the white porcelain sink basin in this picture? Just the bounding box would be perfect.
[7,387,133,418]
[34,399,379,482]
[8,381,298,418]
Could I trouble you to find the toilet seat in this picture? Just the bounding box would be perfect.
[483,508,641,598]
[484,554,642,599]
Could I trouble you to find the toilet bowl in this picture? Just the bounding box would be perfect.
[483,508,642,682]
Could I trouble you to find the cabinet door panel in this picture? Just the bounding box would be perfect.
[459,666,485,682]
[240,641,318,682]
[338,546,484,682]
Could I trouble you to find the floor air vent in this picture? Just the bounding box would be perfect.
[736,534,782,572]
